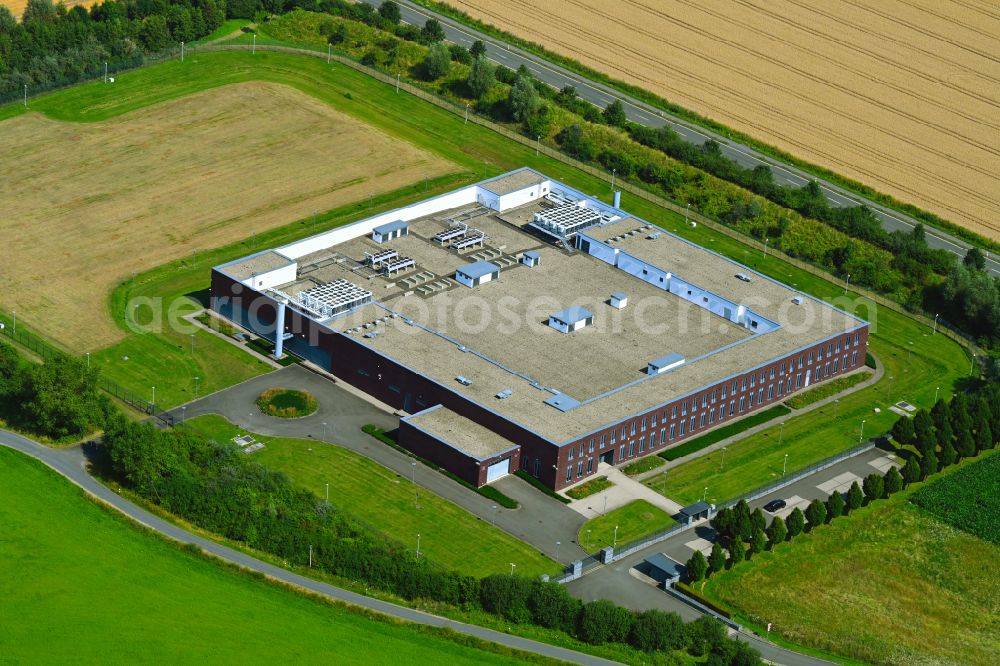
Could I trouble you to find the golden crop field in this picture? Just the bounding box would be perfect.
[3,0,94,18]
[0,82,453,350]
[452,0,1000,241]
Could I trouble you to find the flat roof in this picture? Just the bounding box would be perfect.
[220,250,293,281]
[551,305,593,324]
[644,553,684,578]
[404,405,519,461]
[458,260,500,280]
[220,169,865,445]
[480,170,547,196]
[649,353,684,369]
[680,501,712,516]
[374,219,408,234]
[523,250,540,259]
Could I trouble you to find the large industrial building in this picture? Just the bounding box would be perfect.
[212,168,868,491]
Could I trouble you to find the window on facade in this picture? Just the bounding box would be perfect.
[671,406,678,419]
[610,430,617,445]
[579,444,585,457]
[851,351,858,367]
[651,414,658,428]
[818,348,824,361]
[700,413,707,427]
[587,458,593,474]
[679,421,687,436]
[748,392,755,408]
[758,388,765,403]
[577,461,584,477]
[742,377,748,391]
[711,390,717,403]
[630,422,637,436]
[619,445,625,461]
[600,433,606,447]
[750,374,756,388]
[809,351,814,364]
[566,466,572,482]
[638,436,645,452]
[798,355,804,369]
[739,396,746,412]
[833,358,840,373]
[721,385,728,400]
[855,332,860,345]
[778,380,784,396]
[568,447,574,461]
[770,367,776,380]
[701,395,708,408]
[729,401,735,416]
[641,417,647,431]
[796,374,802,388]
[681,402,687,416]
[709,410,715,424]
[589,438,595,453]
[689,416,696,431]
[358,368,370,377]
[691,399,697,413]
[534,459,540,477]
[659,428,666,445]
[670,424,677,439]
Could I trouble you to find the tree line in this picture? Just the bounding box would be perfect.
[0,0,226,101]
[0,340,112,440]
[685,382,1000,583]
[96,409,761,663]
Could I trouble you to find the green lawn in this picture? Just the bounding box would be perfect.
[700,452,1000,666]
[0,446,541,665]
[577,500,676,551]
[186,415,557,578]
[645,302,968,505]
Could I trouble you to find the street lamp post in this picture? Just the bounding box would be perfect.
[556,541,561,561]
[778,421,786,448]
[322,421,328,441]
[782,453,788,476]
[151,386,155,412]
[325,482,329,501]
[685,202,691,225]
[859,419,866,444]
[86,352,90,369]
[720,446,727,470]
[702,486,708,502]
[464,103,469,124]
[844,273,851,294]
[906,341,913,365]
[934,386,940,404]
[194,376,200,398]
[491,504,497,527]
[613,525,619,548]
[611,168,616,192]
[933,313,939,334]
[970,353,977,377]
[509,562,516,576]
[535,135,540,156]
[834,399,839,420]
[763,237,769,258]
[888,375,895,403]
[411,461,418,505]
[416,534,421,558]
[181,405,186,423]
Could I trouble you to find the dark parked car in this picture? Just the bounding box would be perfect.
[763,499,786,513]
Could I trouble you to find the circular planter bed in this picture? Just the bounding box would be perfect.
[256,388,318,418]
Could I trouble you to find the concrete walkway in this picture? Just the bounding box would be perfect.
[566,463,684,520]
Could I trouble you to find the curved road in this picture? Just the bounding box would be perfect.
[362,0,998,277]
[0,429,618,666]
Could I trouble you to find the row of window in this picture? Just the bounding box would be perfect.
[560,340,862,484]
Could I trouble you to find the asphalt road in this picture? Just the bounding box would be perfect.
[0,428,618,666]
[361,0,998,277]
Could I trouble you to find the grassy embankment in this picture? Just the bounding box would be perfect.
[186,414,557,578]
[0,446,546,665]
[700,451,1000,666]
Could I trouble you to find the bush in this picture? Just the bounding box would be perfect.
[685,615,729,656]
[766,515,786,548]
[479,574,532,623]
[675,583,733,620]
[256,388,318,418]
[884,466,904,495]
[786,507,805,538]
[727,538,745,567]
[630,609,687,652]
[421,42,451,79]
[804,498,827,530]
[565,476,612,500]
[827,490,845,521]
[555,124,594,161]
[578,599,633,645]
[466,55,495,99]
[526,581,580,633]
[846,481,864,511]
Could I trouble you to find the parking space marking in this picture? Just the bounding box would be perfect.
[774,495,809,519]
[868,455,901,473]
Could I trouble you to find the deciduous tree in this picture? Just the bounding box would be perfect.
[603,99,627,126]
[466,55,495,99]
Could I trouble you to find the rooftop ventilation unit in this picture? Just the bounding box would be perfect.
[791,296,803,305]
[610,292,628,309]
[295,279,373,318]
[646,353,685,375]
[456,376,473,386]
[529,203,602,239]
[496,389,513,400]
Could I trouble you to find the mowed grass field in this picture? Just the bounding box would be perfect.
[450,0,1000,240]
[0,446,539,665]
[700,452,1000,665]
[577,500,675,551]
[186,414,558,578]
[0,80,452,350]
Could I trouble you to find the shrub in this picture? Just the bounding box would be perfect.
[578,599,632,644]
[630,609,687,652]
[526,581,580,633]
[685,615,729,656]
[766,515,786,548]
[603,99,627,126]
[479,574,531,623]
[805,498,827,530]
[846,481,864,511]
[555,123,594,161]
[786,507,805,538]
[827,490,845,521]
[508,75,540,121]
[256,388,318,418]
[727,538,745,567]
[421,42,450,79]
[686,550,708,582]
[884,466,904,495]
[862,473,885,503]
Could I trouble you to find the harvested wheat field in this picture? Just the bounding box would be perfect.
[453,0,1000,240]
[0,82,453,350]
[3,0,94,18]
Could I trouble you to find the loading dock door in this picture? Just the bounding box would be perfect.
[486,457,511,483]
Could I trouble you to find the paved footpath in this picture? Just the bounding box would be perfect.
[0,428,618,666]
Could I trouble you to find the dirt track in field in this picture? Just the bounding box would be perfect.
[0,82,453,351]
[453,0,1000,241]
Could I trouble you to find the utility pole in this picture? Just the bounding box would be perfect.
[844,273,850,294]
[395,72,400,93]
[104,62,108,83]
[611,168,616,192]
[23,84,27,108]
[416,534,421,558]
[535,135,540,156]
[252,33,256,55]
[464,103,469,124]
[309,545,313,567]
[325,482,329,501]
